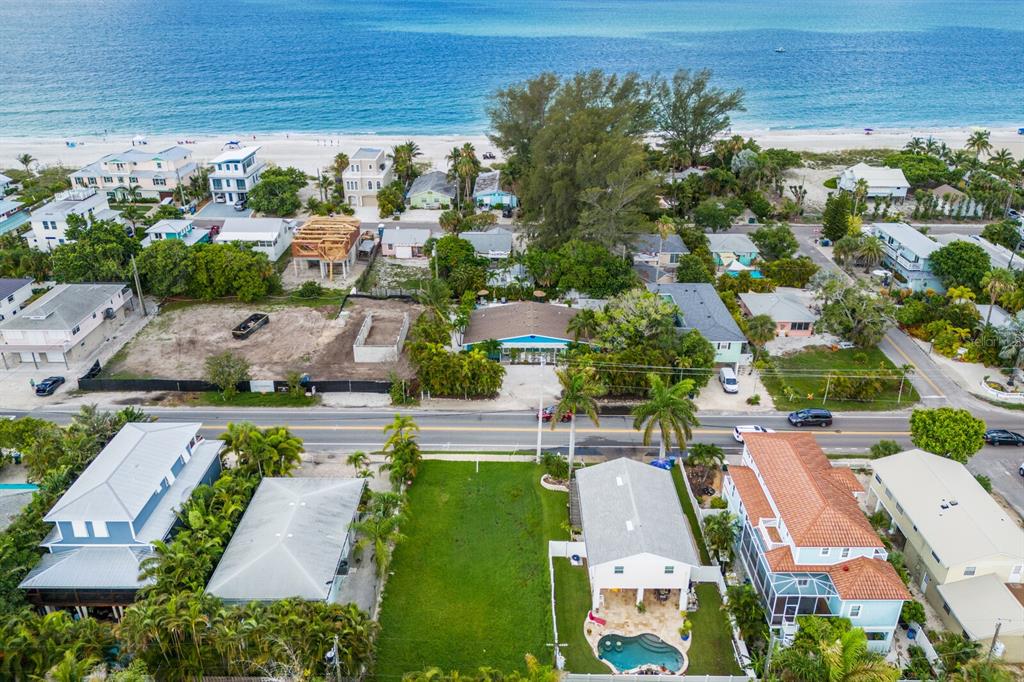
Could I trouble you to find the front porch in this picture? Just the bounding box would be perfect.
[585,588,691,673]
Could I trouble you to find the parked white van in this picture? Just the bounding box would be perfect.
[719,367,739,393]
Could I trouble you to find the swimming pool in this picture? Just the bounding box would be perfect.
[597,633,685,673]
[0,483,38,491]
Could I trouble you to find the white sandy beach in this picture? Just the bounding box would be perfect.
[1,127,1022,176]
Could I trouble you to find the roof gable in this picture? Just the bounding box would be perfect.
[647,283,746,343]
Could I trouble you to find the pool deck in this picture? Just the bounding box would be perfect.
[585,588,690,674]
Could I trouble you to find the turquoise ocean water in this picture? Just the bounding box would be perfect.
[0,0,1021,136]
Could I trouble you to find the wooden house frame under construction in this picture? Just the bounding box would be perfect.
[290,216,366,280]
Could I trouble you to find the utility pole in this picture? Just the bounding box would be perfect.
[535,357,545,464]
[130,255,148,316]
[988,620,1003,661]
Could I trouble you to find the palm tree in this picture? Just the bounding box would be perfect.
[43,648,101,682]
[316,171,335,202]
[631,373,698,461]
[346,450,370,470]
[745,314,776,355]
[123,183,143,203]
[981,268,1016,325]
[851,179,869,216]
[686,442,725,487]
[552,367,605,475]
[456,142,480,205]
[416,278,453,324]
[904,137,925,154]
[566,309,599,341]
[966,130,993,158]
[350,505,406,595]
[380,414,422,490]
[856,235,885,272]
[16,152,35,173]
[819,628,899,682]
[703,511,738,565]
[996,312,1024,371]
[946,659,1016,682]
[120,204,145,236]
[833,234,864,269]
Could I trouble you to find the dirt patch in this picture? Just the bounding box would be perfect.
[363,314,405,345]
[105,298,422,381]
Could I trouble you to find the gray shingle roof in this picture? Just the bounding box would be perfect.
[0,283,127,332]
[206,477,366,602]
[381,227,433,246]
[19,546,153,590]
[647,283,747,343]
[351,147,383,160]
[461,228,513,256]
[739,289,817,323]
[706,233,758,254]
[0,277,33,300]
[408,171,457,199]
[633,233,688,255]
[45,423,203,523]
[472,170,502,196]
[575,458,699,566]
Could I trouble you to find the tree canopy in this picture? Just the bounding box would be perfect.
[909,407,986,464]
[929,240,992,292]
[246,166,307,216]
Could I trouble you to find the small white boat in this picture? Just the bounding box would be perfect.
[774,47,785,53]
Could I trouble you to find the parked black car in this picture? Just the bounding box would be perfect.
[787,408,833,427]
[984,429,1024,446]
[35,376,65,396]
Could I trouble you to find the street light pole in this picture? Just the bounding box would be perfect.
[536,357,545,464]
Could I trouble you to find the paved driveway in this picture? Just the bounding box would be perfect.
[196,202,252,218]
[969,445,1024,518]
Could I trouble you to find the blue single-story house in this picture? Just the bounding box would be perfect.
[141,219,212,247]
[473,170,518,208]
[462,301,590,363]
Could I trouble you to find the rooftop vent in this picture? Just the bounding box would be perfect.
[615,476,623,486]
[940,503,949,510]
[949,500,958,506]
[625,520,634,532]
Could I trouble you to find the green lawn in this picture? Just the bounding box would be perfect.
[552,559,608,673]
[187,391,320,407]
[760,346,919,411]
[375,462,568,678]
[670,466,710,564]
[686,584,744,676]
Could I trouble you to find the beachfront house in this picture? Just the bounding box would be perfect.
[141,219,212,247]
[0,198,24,221]
[343,148,395,208]
[0,283,134,368]
[407,171,457,209]
[19,423,223,619]
[0,172,13,194]
[838,163,909,201]
[206,478,366,604]
[472,170,518,208]
[648,283,750,367]
[461,227,514,260]
[575,458,700,612]
[869,222,944,292]
[706,233,760,271]
[381,227,433,259]
[738,288,818,337]
[208,146,265,206]
[461,301,589,364]
[724,433,909,653]
[70,146,198,201]
[213,217,296,261]
[0,277,34,323]
[868,449,1024,661]
[26,188,120,252]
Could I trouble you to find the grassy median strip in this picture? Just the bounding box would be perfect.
[553,558,608,673]
[375,462,567,677]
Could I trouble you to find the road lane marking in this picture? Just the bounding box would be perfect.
[884,333,945,398]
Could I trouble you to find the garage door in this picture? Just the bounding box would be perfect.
[396,245,412,259]
[45,352,65,363]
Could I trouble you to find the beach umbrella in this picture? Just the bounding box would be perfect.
[477,289,489,297]
[533,290,546,298]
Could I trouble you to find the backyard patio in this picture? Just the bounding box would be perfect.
[585,587,691,673]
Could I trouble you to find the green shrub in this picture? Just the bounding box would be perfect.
[975,474,992,493]
[900,599,926,626]
[297,281,324,299]
[709,496,728,510]
[869,440,902,459]
[746,394,761,405]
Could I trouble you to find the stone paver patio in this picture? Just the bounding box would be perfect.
[584,587,691,674]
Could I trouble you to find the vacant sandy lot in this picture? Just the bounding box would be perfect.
[104,298,421,380]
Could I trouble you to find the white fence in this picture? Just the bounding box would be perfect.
[566,674,751,682]
[978,379,1024,404]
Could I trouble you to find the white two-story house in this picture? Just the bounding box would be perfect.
[724,432,909,652]
[70,146,198,201]
[209,146,265,205]
[20,422,223,619]
[0,283,134,368]
[0,277,34,323]
[26,188,121,252]
[342,148,395,208]
[869,222,945,293]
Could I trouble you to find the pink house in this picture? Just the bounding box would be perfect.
[738,288,817,337]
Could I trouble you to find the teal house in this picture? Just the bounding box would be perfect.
[472,171,518,208]
[141,218,211,247]
[648,283,750,368]
[407,171,457,209]
[707,233,760,268]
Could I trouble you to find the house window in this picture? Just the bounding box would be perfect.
[71,325,80,335]
[71,520,88,537]
[942,601,951,614]
[790,322,811,331]
[896,503,904,515]
[376,180,382,189]
[841,548,850,558]
[874,473,881,483]
[885,487,893,499]
[91,521,109,538]
[153,177,166,186]
[614,566,624,574]
[129,176,138,184]
[103,176,113,183]
[165,471,176,486]
[236,179,246,190]
[797,578,809,587]
[820,548,831,556]
[88,177,97,185]
[367,181,373,190]
[664,566,674,574]
[963,566,976,577]
[849,605,861,618]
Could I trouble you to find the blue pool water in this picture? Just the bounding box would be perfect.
[0,1,1021,135]
[598,633,685,673]
[0,483,38,491]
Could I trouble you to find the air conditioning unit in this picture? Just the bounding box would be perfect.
[103,307,116,319]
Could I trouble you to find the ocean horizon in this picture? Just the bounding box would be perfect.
[1,0,1022,137]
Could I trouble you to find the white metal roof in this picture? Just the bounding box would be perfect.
[844,163,909,187]
[706,232,758,254]
[936,574,1024,640]
[45,423,203,523]
[739,288,818,323]
[870,222,940,258]
[872,449,1024,567]
[0,283,126,332]
[216,218,291,242]
[19,546,154,590]
[210,146,261,164]
[206,477,366,602]
[575,458,699,567]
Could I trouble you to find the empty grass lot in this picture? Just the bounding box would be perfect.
[761,346,919,411]
[374,462,568,678]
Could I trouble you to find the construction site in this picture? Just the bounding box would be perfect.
[287,215,378,283]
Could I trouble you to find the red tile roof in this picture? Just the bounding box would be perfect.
[765,548,910,601]
[742,433,881,549]
[729,466,774,523]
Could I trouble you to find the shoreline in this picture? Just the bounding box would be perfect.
[2,126,1022,175]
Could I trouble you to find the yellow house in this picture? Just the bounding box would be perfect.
[867,449,1024,662]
